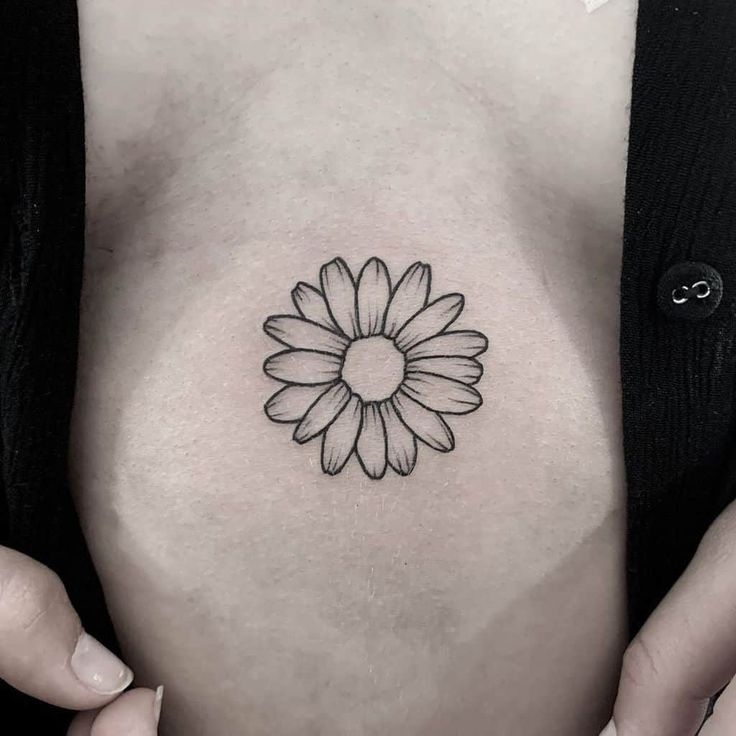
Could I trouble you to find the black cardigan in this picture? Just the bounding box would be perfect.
[0,0,119,730]
[622,1,736,633]
[2,0,736,729]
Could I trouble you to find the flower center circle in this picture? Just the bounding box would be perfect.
[340,336,406,402]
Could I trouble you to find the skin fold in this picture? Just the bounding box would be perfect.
[71,2,637,734]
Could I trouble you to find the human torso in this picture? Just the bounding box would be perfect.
[73,2,636,733]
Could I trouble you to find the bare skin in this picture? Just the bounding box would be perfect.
[71,2,636,734]
[0,546,161,734]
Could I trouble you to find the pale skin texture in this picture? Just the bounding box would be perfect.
[3,5,734,734]
[70,1,636,734]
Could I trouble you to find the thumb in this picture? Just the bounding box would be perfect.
[0,546,133,710]
[603,501,736,735]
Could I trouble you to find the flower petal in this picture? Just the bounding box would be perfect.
[356,403,387,479]
[264,315,350,355]
[401,373,482,414]
[291,282,340,331]
[383,262,431,337]
[394,294,464,352]
[320,258,359,338]
[265,384,334,423]
[264,350,342,385]
[406,356,483,385]
[293,382,351,443]
[405,330,489,360]
[322,395,363,475]
[357,258,392,336]
[392,390,454,452]
[379,400,417,476]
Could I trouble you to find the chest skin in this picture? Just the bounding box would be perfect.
[73,2,636,734]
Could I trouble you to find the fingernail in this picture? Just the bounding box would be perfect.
[153,685,164,727]
[70,631,134,695]
[599,720,617,736]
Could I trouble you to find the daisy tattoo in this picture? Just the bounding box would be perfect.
[263,257,488,479]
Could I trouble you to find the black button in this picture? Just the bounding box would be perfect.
[657,261,723,321]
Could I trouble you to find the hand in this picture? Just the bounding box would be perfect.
[601,500,736,736]
[0,546,163,735]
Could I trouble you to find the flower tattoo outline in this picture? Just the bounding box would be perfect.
[263,257,488,479]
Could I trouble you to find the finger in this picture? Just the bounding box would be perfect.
[67,709,100,736]
[66,689,165,735]
[83,687,163,736]
[697,680,736,736]
[0,546,133,709]
[603,501,736,736]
